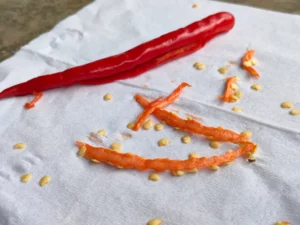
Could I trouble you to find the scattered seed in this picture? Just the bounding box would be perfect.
[227,149,233,153]
[189,152,199,159]
[234,76,241,81]
[154,124,164,131]
[171,170,185,176]
[218,67,228,74]
[251,84,261,91]
[20,174,32,183]
[78,146,86,156]
[209,141,220,149]
[110,142,122,152]
[192,3,199,8]
[13,143,26,150]
[143,120,154,130]
[210,165,219,171]
[90,159,101,163]
[97,129,107,136]
[243,60,252,67]
[251,58,258,66]
[232,107,243,113]
[147,218,163,225]
[39,176,51,187]
[187,116,193,120]
[103,93,112,101]
[248,156,256,162]
[193,62,206,70]
[231,83,239,90]
[275,221,290,225]
[217,126,224,129]
[290,109,300,115]
[127,122,135,129]
[281,102,293,109]
[241,130,252,138]
[158,138,169,147]
[181,135,191,144]
[230,95,239,102]
[186,168,198,173]
[148,173,160,181]
[234,91,243,99]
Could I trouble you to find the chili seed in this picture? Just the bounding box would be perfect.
[148,173,160,181]
[171,171,185,176]
[275,221,290,225]
[127,122,135,129]
[20,174,32,183]
[231,83,239,90]
[103,93,112,101]
[230,95,239,102]
[147,218,163,225]
[181,135,191,144]
[232,107,243,113]
[192,3,199,8]
[110,142,122,152]
[189,152,199,159]
[14,143,26,150]
[248,155,256,162]
[218,67,228,74]
[90,159,101,163]
[39,176,51,187]
[281,102,293,109]
[158,138,169,147]
[290,109,300,115]
[243,60,252,67]
[251,58,258,65]
[241,130,252,138]
[234,91,243,99]
[154,124,164,131]
[78,146,86,156]
[143,120,154,130]
[187,116,193,120]
[251,84,261,91]
[97,129,107,136]
[210,141,220,149]
[186,168,198,173]
[193,62,206,70]
[210,165,219,171]
[234,76,241,81]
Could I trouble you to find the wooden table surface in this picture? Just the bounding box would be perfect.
[0,0,299,62]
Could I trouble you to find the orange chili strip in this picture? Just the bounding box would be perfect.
[135,94,249,142]
[242,49,260,78]
[132,82,191,131]
[218,76,238,102]
[24,91,43,109]
[77,141,257,172]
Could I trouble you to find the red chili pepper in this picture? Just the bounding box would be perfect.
[0,12,234,99]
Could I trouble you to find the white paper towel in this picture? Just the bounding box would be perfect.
[0,0,300,224]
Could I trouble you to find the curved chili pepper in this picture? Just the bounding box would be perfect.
[24,91,43,109]
[132,82,191,131]
[242,49,260,78]
[77,141,256,172]
[135,94,249,143]
[218,76,239,102]
[0,12,234,99]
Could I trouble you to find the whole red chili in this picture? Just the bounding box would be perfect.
[0,12,235,99]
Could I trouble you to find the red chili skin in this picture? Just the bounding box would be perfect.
[0,12,235,99]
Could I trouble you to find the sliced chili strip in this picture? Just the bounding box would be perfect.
[24,91,43,109]
[242,49,260,78]
[243,66,260,78]
[132,82,191,131]
[77,141,257,172]
[135,94,249,142]
[218,76,238,102]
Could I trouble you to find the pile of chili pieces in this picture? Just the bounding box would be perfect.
[78,82,257,172]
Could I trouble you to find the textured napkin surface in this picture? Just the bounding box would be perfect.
[0,0,300,225]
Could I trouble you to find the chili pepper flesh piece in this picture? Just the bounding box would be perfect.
[24,91,43,109]
[0,12,235,99]
[135,94,249,143]
[132,82,191,131]
[77,141,256,172]
[242,49,260,78]
[218,76,238,103]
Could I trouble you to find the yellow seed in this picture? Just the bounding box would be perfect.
[251,84,261,91]
[192,3,199,8]
[189,152,199,159]
[290,109,300,115]
[148,173,160,181]
[103,93,112,101]
[232,107,243,113]
[227,149,233,153]
[158,138,169,147]
[154,124,164,131]
[78,146,86,156]
[13,143,26,150]
[217,126,224,129]
[20,174,32,183]
[251,58,258,66]
[230,95,239,102]
[231,83,239,90]
[171,170,185,176]
[143,120,154,130]
[127,122,135,129]
[39,176,51,187]
[110,142,122,152]
[234,91,243,99]
[147,218,163,225]
[234,76,241,81]
[248,155,256,162]
[187,116,193,120]
[97,129,107,136]
[281,102,293,109]
[275,222,290,225]
[210,141,220,149]
[218,67,228,74]
[193,62,206,70]
[243,60,252,67]
[210,165,219,171]
[241,130,252,138]
[90,159,101,163]
[181,135,191,144]
[186,168,198,173]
